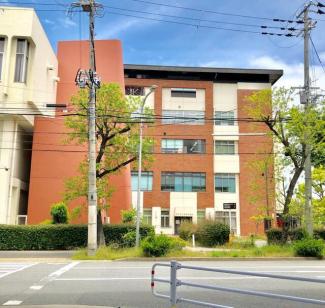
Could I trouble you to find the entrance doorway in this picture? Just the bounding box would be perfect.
[174,217,192,235]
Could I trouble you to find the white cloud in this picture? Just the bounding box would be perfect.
[58,17,77,29]
[320,52,325,63]
[249,55,325,90]
[199,60,235,68]
[43,19,55,25]
[96,19,139,40]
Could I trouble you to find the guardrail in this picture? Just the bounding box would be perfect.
[151,261,325,308]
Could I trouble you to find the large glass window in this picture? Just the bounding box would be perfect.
[197,210,205,223]
[215,111,235,126]
[215,141,235,155]
[171,88,196,98]
[131,171,153,191]
[162,110,205,125]
[215,211,237,234]
[162,139,205,154]
[215,174,236,193]
[14,39,30,83]
[161,211,170,228]
[161,172,206,192]
[0,38,4,81]
[143,210,152,225]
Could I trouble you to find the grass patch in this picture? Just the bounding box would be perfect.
[72,247,144,260]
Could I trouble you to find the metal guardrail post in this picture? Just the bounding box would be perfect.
[170,260,179,308]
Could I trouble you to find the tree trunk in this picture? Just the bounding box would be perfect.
[97,211,106,247]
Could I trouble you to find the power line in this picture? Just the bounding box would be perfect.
[310,36,325,73]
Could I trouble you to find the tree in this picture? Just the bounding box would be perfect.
[50,202,69,224]
[61,83,155,246]
[246,152,275,235]
[245,88,325,243]
[291,165,325,228]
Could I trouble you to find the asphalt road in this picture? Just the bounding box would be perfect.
[0,260,325,308]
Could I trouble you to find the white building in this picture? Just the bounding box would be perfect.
[0,7,58,225]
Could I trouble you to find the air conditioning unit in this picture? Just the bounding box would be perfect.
[16,215,27,225]
[105,217,110,224]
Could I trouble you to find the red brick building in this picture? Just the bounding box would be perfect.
[125,65,282,236]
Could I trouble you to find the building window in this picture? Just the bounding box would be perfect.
[125,86,145,96]
[161,172,206,192]
[215,141,235,155]
[197,210,205,223]
[143,210,152,225]
[216,211,237,233]
[162,110,205,125]
[131,171,153,191]
[14,39,30,83]
[0,38,4,82]
[215,174,236,193]
[215,111,235,126]
[162,139,206,154]
[171,88,196,98]
[161,210,170,228]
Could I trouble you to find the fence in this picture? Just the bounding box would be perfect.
[151,261,325,308]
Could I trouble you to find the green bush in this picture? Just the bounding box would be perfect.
[141,232,172,257]
[50,203,69,224]
[266,229,283,244]
[122,231,136,248]
[0,224,153,250]
[289,228,309,241]
[293,238,324,259]
[314,229,325,240]
[169,237,187,251]
[178,220,196,241]
[196,221,230,247]
[121,208,137,224]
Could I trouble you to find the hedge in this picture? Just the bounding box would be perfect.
[267,228,325,244]
[0,224,153,250]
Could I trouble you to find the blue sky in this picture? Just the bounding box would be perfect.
[2,0,325,88]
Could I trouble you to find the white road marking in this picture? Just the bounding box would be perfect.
[3,301,22,306]
[29,286,43,290]
[0,263,38,279]
[56,276,268,281]
[2,262,80,306]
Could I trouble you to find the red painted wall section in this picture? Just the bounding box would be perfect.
[28,40,132,225]
[238,89,276,235]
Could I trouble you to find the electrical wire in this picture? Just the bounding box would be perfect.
[310,36,325,74]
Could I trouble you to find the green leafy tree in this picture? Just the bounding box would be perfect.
[50,202,69,224]
[246,152,275,235]
[61,83,155,246]
[121,208,137,224]
[245,87,325,243]
[291,165,325,227]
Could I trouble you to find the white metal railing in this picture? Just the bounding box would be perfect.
[151,261,325,308]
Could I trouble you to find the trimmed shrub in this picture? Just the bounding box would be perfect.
[141,232,172,257]
[121,208,137,224]
[50,203,69,224]
[196,221,230,247]
[266,229,283,245]
[289,228,309,241]
[121,231,136,248]
[314,229,325,240]
[0,224,153,250]
[178,220,196,241]
[169,237,187,251]
[293,238,324,259]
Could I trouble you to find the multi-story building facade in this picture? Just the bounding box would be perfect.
[0,7,58,225]
[125,65,283,236]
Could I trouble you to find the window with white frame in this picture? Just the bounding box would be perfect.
[143,210,152,225]
[0,38,4,81]
[131,171,153,191]
[215,211,237,234]
[215,111,235,126]
[14,39,30,83]
[162,110,205,125]
[215,141,235,155]
[215,174,236,193]
[161,210,170,228]
[162,139,206,154]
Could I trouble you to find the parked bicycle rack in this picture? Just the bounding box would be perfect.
[151,261,325,308]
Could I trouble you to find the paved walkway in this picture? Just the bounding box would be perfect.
[0,251,75,261]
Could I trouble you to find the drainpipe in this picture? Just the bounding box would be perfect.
[7,121,18,225]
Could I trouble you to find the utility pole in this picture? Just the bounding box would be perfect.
[296,0,321,236]
[70,0,103,256]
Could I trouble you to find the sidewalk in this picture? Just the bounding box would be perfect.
[0,251,75,261]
